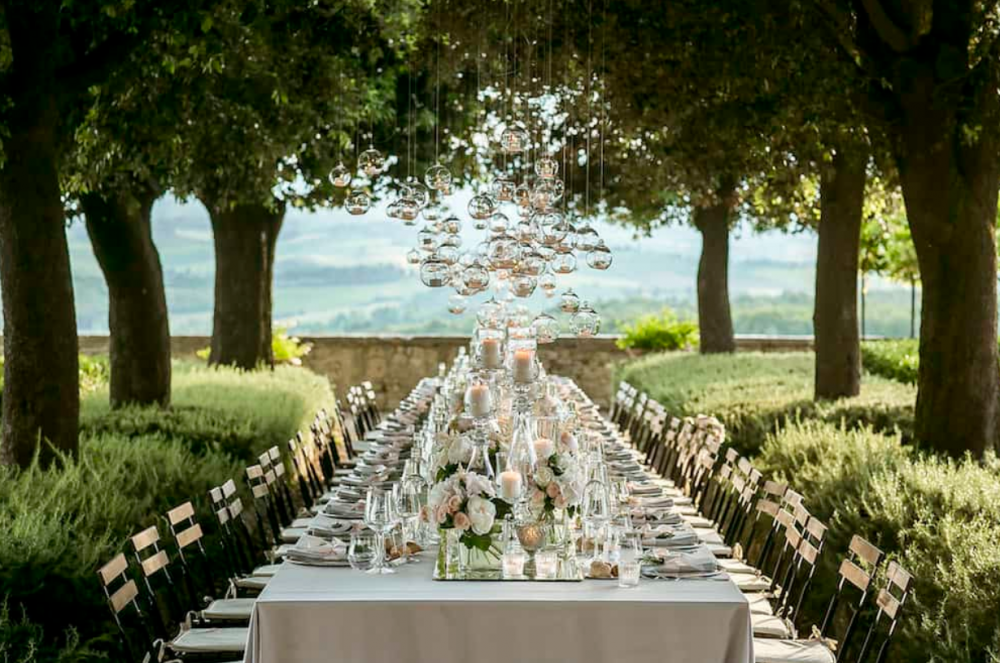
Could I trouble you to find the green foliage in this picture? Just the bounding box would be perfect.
[1,360,336,661]
[756,422,1000,663]
[0,355,109,396]
[615,352,915,455]
[616,309,699,351]
[862,339,920,385]
[194,327,313,367]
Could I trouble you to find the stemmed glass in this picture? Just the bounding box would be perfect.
[582,479,611,563]
[364,487,397,574]
[395,479,424,558]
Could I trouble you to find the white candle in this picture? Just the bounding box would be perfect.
[535,550,559,579]
[468,384,492,418]
[512,349,535,383]
[533,437,555,461]
[502,551,526,578]
[481,338,502,369]
[500,470,523,500]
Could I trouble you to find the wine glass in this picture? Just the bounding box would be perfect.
[582,479,611,563]
[395,480,424,557]
[348,528,378,572]
[364,487,397,574]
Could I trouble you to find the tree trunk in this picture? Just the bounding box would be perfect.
[81,186,171,407]
[860,275,866,339]
[894,75,1000,458]
[909,279,916,339]
[203,198,285,370]
[0,93,79,468]
[813,147,866,400]
[694,184,736,354]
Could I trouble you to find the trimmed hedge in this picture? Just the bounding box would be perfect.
[614,352,916,455]
[1,361,337,662]
[757,422,1000,663]
[861,339,920,385]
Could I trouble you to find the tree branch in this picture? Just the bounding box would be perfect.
[54,31,145,95]
[860,0,912,52]
[812,0,882,79]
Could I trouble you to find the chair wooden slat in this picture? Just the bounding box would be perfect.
[798,538,820,565]
[131,526,160,552]
[175,523,203,550]
[109,579,139,614]
[849,535,883,567]
[876,588,902,619]
[806,517,828,540]
[98,553,129,586]
[839,558,872,592]
[251,484,269,499]
[222,479,238,497]
[762,480,787,497]
[887,561,913,591]
[166,502,195,526]
[140,549,169,577]
[247,465,263,479]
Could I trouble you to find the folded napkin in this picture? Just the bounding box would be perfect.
[286,534,348,562]
[628,482,664,497]
[634,496,675,509]
[645,545,720,575]
[637,511,683,527]
[322,500,365,519]
[642,525,700,549]
[307,514,353,538]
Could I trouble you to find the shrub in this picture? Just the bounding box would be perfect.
[616,309,699,352]
[1,360,337,661]
[757,422,1000,663]
[0,354,109,396]
[195,327,313,366]
[862,339,920,384]
[614,352,916,455]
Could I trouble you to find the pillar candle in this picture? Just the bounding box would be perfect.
[468,384,493,418]
[481,338,502,369]
[512,348,535,383]
[500,470,523,500]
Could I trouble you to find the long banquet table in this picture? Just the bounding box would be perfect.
[243,374,753,663]
[245,554,753,663]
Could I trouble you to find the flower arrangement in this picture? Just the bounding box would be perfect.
[423,469,512,551]
[528,430,583,520]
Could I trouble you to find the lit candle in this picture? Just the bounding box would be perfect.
[512,349,535,384]
[535,549,559,579]
[533,437,555,461]
[500,470,523,500]
[468,384,493,418]
[481,338,502,369]
[502,551,526,578]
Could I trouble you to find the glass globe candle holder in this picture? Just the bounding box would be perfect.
[488,211,510,234]
[500,127,528,154]
[345,190,371,215]
[425,163,452,191]
[586,239,613,270]
[407,182,431,209]
[560,288,581,313]
[571,302,601,337]
[510,273,537,298]
[492,176,517,202]
[329,162,352,188]
[468,193,497,220]
[535,156,559,179]
[532,313,559,344]
[419,259,450,288]
[552,250,577,275]
[358,147,385,177]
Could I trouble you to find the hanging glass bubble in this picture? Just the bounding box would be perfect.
[514,182,532,208]
[398,197,420,222]
[511,273,537,298]
[447,292,468,314]
[443,216,462,235]
[436,244,461,266]
[345,190,371,215]
[408,182,431,209]
[459,251,477,268]
[405,248,422,265]
[587,239,613,270]
[537,244,556,262]
[440,233,462,249]
[531,181,558,211]
[416,227,441,252]
[468,193,497,220]
[560,288,581,313]
[532,313,560,344]
[487,233,520,270]
[463,264,491,291]
[358,147,385,176]
[571,302,601,337]
[550,177,565,201]
[386,200,403,219]
[473,216,489,231]
[488,212,510,234]
[538,270,558,293]
[422,202,446,222]
[541,217,570,246]
[477,297,503,329]
[514,218,538,243]
[517,203,534,220]
[329,162,352,188]
[535,157,559,179]
[552,250,577,275]
[519,249,546,276]
[419,258,450,287]
[425,164,453,191]
[510,304,533,328]
[447,262,466,285]
[492,176,517,202]
[500,126,528,154]
[573,224,600,252]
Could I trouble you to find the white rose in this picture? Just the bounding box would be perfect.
[535,465,554,487]
[447,435,473,465]
[534,437,556,461]
[465,472,496,498]
[467,496,497,535]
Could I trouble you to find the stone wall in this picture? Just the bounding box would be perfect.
[77,334,812,409]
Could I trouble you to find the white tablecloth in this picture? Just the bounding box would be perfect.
[244,556,753,663]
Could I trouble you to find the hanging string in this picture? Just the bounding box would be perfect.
[585,0,593,218]
[599,0,607,208]
[434,34,441,163]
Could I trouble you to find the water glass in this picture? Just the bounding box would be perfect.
[348,529,377,572]
[618,560,641,588]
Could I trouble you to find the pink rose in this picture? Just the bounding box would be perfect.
[530,488,546,507]
[447,495,464,513]
[453,512,471,531]
[546,482,561,499]
[554,495,568,509]
[419,505,433,523]
[435,504,450,524]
